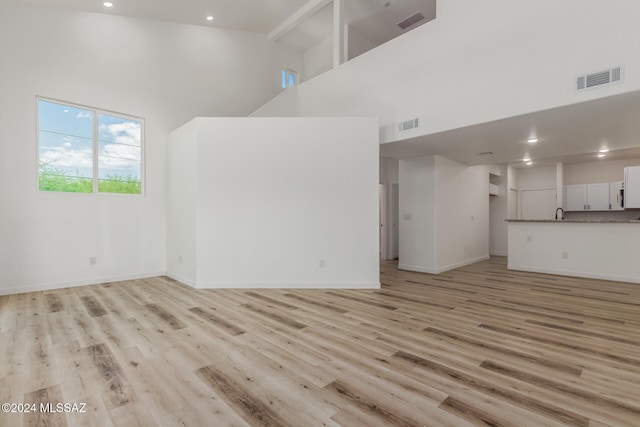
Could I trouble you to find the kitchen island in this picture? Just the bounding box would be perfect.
[507,219,640,284]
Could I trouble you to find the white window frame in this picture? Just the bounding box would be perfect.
[36,96,145,196]
[281,68,298,89]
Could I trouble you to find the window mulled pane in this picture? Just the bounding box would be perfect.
[38,100,94,193]
[97,114,142,194]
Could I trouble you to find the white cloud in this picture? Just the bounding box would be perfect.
[40,146,92,168]
[76,112,92,119]
[99,121,141,146]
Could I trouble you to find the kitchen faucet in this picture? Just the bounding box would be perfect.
[555,207,564,220]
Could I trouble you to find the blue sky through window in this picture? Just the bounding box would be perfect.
[38,100,94,179]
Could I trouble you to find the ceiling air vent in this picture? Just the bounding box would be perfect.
[576,66,624,91]
[397,12,425,30]
[399,118,420,132]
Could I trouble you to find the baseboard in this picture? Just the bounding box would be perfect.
[194,281,381,289]
[399,255,490,275]
[489,251,508,257]
[0,271,167,296]
[507,264,640,284]
[434,255,490,274]
[398,264,437,274]
[165,272,197,288]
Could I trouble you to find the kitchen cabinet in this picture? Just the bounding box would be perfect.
[587,183,610,210]
[565,184,586,211]
[609,181,624,210]
[564,183,611,211]
[624,166,640,209]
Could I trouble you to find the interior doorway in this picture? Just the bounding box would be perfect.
[379,183,399,260]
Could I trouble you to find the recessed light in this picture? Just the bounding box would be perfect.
[522,157,531,162]
[103,1,114,7]
[206,15,214,21]
[597,153,606,158]
[526,161,533,166]
[527,137,539,144]
[598,148,610,153]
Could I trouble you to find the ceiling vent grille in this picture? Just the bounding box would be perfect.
[576,66,624,91]
[399,118,420,132]
[397,12,425,30]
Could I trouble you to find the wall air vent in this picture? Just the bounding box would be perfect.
[397,12,425,30]
[399,118,420,132]
[576,66,624,91]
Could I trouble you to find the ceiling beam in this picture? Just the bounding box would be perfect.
[268,0,333,41]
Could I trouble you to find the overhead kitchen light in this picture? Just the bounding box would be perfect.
[206,15,214,21]
[526,161,533,165]
[522,157,531,162]
[597,153,606,158]
[527,137,539,144]
[103,1,114,7]
[598,148,610,153]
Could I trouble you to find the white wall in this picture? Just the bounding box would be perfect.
[0,3,303,294]
[380,156,399,185]
[255,0,640,144]
[435,157,489,270]
[398,156,436,272]
[167,117,380,288]
[399,155,489,274]
[304,37,333,81]
[564,157,640,185]
[516,165,557,220]
[517,166,557,190]
[347,26,377,60]
[166,121,198,286]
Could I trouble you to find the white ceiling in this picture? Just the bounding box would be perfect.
[0,0,305,32]
[380,90,640,168]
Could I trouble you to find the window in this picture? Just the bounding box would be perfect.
[37,98,143,195]
[281,68,297,89]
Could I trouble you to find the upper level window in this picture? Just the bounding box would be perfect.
[281,68,297,89]
[37,98,143,195]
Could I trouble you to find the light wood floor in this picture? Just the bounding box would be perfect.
[1,257,640,426]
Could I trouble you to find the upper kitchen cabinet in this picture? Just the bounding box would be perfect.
[564,183,610,211]
[565,184,586,211]
[624,166,640,209]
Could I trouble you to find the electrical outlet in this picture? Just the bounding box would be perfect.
[319,259,325,269]
[89,257,97,265]
[526,235,532,242]
[562,252,569,259]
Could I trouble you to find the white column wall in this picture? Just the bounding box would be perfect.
[434,157,490,270]
[398,156,437,273]
[167,117,380,289]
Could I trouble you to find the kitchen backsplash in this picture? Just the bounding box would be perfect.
[564,210,640,221]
